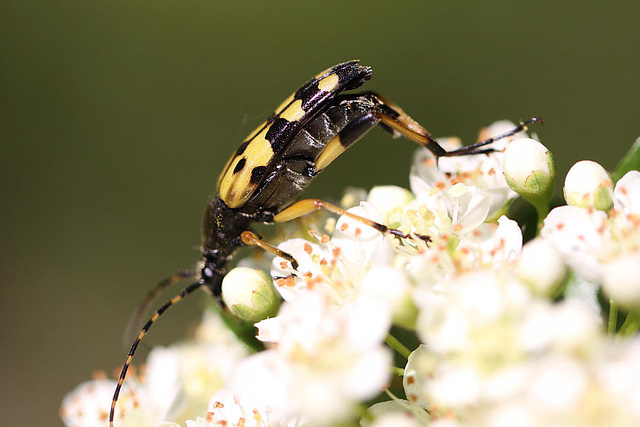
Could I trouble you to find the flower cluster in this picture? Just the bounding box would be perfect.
[62,126,640,427]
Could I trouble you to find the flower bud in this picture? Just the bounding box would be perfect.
[516,238,567,296]
[602,252,640,309]
[502,138,556,206]
[367,186,414,224]
[221,267,280,322]
[564,160,613,211]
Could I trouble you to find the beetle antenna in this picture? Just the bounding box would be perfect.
[438,117,543,157]
[109,279,205,426]
[124,269,197,346]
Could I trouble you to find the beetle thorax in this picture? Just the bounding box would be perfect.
[201,198,252,258]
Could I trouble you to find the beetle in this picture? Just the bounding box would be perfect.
[109,60,539,425]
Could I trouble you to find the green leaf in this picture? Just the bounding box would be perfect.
[612,137,640,182]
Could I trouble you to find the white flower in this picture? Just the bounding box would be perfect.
[410,121,531,234]
[541,205,608,282]
[366,185,415,227]
[61,349,185,427]
[227,293,392,424]
[516,237,567,296]
[363,400,430,427]
[602,251,640,308]
[185,389,300,427]
[361,265,417,329]
[456,215,523,269]
[61,309,250,427]
[517,299,601,355]
[403,344,431,408]
[61,378,126,427]
[271,202,391,306]
[542,170,640,287]
[415,270,530,353]
[614,169,640,216]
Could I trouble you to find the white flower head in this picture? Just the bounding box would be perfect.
[61,349,185,427]
[271,202,391,306]
[541,205,609,283]
[415,270,531,354]
[185,389,300,427]
[542,169,640,287]
[410,121,532,235]
[61,378,126,427]
[61,308,251,427]
[227,293,392,424]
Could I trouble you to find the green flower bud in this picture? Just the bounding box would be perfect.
[563,160,613,211]
[221,267,280,322]
[503,138,556,207]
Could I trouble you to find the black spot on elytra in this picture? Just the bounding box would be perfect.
[235,141,250,156]
[233,157,246,174]
[265,117,292,153]
[250,166,267,184]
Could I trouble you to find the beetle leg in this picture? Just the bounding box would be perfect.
[435,117,542,156]
[273,199,431,244]
[369,92,541,157]
[241,230,300,270]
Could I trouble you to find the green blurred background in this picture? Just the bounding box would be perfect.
[2,1,639,425]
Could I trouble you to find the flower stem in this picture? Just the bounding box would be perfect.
[619,311,640,338]
[391,366,405,377]
[535,203,550,232]
[386,333,412,359]
[608,299,618,334]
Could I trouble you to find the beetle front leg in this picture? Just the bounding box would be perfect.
[240,230,300,270]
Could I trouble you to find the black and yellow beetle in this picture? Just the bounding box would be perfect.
[109,60,539,424]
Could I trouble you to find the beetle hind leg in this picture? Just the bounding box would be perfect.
[367,91,541,157]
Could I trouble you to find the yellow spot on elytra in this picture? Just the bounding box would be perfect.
[280,99,305,122]
[274,93,295,114]
[317,73,339,92]
[216,119,267,191]
[219,127,274,208]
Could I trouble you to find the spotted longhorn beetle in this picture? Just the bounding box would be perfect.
[109,60,539,425]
